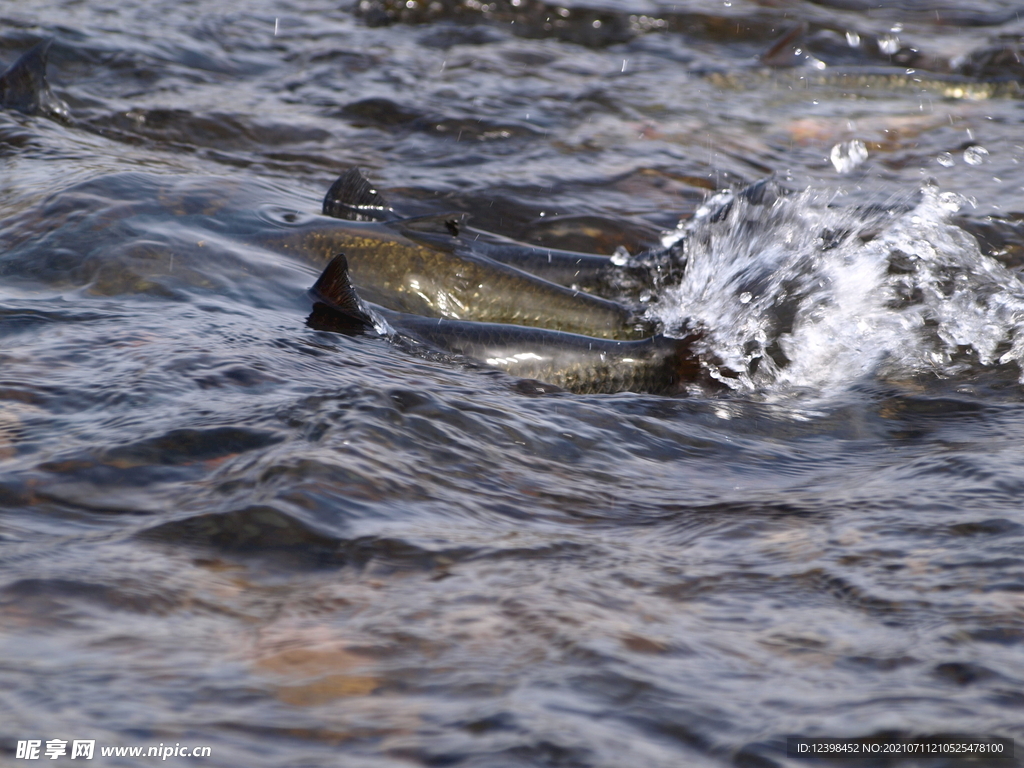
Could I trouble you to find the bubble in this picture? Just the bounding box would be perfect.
[937,191,965,212]
[878,34,900,54]
[830,140,868,174]
[739,292,752,304]
[963,146,989,166]
[610,246,630,266]
[936,152,955,167]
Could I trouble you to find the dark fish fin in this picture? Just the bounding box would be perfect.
[394,212,467,238]
[308,253,374,326]
[760,21,809,68]
[385,212,468,253]
[0,40,69,119]
[667,329,732,392]
[322,168,394,221]
[666,331,705,387]
[306,303,370,335]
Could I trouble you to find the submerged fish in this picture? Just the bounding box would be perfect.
[308,253,705,395]
[705,68,1024,100]
[743,22,1024,100]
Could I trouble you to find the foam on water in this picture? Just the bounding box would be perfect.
[652,183,1024,397]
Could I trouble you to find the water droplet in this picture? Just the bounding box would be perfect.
[963,146,989,165]
[830,140,868,174]
[611,246,630,266]
[739,292,752,304]
[937,191,965,212]
[936,152,955,167]
[879,34,900,54]
[845,31,860,47]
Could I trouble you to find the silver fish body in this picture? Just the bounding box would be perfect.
[260,211,650,340]
[308,253,703,394]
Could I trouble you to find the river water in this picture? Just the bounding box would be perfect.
[2,0,1024,766]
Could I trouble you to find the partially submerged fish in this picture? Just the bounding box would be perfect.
[309,171,705,393]
[309,253,704,395]
[0,170,649,340]
[321,168,622,292]
[260,209,649,340]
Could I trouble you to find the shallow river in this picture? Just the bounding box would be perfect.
[2,0,1024,766]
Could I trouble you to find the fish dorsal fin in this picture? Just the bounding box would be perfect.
[309,253,373,325]
[322,168,393,221]
[0,39,69,119]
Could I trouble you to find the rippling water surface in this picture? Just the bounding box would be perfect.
[3,0,1024,765]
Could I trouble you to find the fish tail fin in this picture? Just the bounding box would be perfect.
[667,329,737,392]
[322,168,393,221]
[0,39,69,119]
[666,331,709,389]
[309,253,373,326]
[671,333,700,383]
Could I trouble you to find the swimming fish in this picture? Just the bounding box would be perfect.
[704,68,1023,100]
[320,167,626,293]
[0,168,652,344]
[261,210,650,340]
[308,253,704,395]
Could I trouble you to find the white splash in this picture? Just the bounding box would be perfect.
[830,140,868,174]
[651,183,1024,396]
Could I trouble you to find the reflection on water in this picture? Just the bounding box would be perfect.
[2,0,1024,766]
